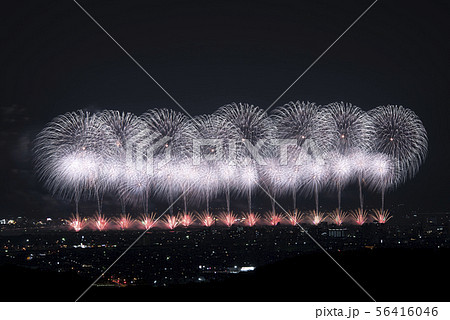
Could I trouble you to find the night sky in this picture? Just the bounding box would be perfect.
[0,0,448,217]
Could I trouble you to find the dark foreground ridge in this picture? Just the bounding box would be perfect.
[1,248,448,301]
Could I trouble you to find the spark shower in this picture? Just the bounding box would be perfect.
[34,101,427,221]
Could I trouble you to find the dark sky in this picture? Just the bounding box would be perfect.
[0,0,449,217]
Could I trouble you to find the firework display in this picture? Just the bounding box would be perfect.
[197,211,215,227]
[218,211,237,227]
[115,214,135,230]
[65,209,398,231]
[162,215,179,230]
[66,213,85,232]
[264,212,283,226]
[139,213,157,229]
[370,209,392,224]
[328,209,348,226]
[242,212,261,227]
[178,212,196,227]
[34,101,427,228]
[93,213,110,231]
[368,105,428,182]
[285,210,304,226]
[309,211,326,226]
[350,209,369,226]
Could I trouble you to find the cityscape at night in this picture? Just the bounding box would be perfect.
[1,207,450,301]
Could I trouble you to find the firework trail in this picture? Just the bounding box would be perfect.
[329,153,353,211]
[218,162,238,214]
[119,166,152,214]
[114,214,135,230]
[366,153,397,212]
[264,212,283,226]
[216,103,274,213]
[349,150,371,211]
[197,211,215,227]
[154,160,181,215]
[259,156,287,213]
[285,210,305,226]
[328,209,348,226]
[54,151,99,210]
[238,162,258,214]
[93,213,110,231]
[162,215,179,230]
[178,212,196,227]
[350,209,368,226]
[218,211,237,227]
[302,157,329,214]
[274,147,309,211]
[189,114,239,214]
[196,164,220,214]
[138,213,157,229]
[371,209,392,224]
[66,213,85,232]
[242,212,260,227]
[103,161,127,214]
[308,210,325,225]
[285,152,307,211]
[174,160,198,214]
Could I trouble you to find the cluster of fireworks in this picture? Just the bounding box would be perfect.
[34,101,427,220]
[66,209,392,232]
